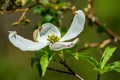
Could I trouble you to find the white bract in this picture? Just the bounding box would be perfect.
[8,10,85,51]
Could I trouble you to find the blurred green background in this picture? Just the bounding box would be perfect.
[0,0,120,80]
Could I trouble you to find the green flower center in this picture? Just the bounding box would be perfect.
[47,35,60,43]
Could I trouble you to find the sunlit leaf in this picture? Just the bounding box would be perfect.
[12,22,19,27]
[33,6,43,15]
[101,61,120,74]
[100,46,116,69]
[44,14,53,22]
[73,52,79,60]
[41,0,49,5]
[78,53,98,67]
[40,51,53,77]
[25,0,32,3]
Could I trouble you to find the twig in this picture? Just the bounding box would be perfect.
[59,61,84,80]
[47,55,84,80]
[85,0,120,42]
[57,55,84,80]
[97,73,101,80]
[51,54,84,80]
[47,67,72,75]
[48,67,84,80]
[76,38,111,52]
[29,3,38,9]
[18,8,28,22]
[2,1,38,14]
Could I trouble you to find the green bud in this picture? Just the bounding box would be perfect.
[12,22,19,27]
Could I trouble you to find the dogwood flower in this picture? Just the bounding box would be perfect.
[8,10,85,51]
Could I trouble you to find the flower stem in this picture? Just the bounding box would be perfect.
[56,54,84,80]
[97,73,101,80]
[60,61,84,80]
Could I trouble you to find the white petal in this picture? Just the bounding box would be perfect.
[8,31,48,51]
[37,23,61,42]
[60,10,85,41]
[49,38,79,51]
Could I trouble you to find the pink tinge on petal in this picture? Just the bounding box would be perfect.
[49,38,79,51]
[36,23,61,42]
[38,27,43,32]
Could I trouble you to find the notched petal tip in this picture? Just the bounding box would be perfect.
[73,38,79,43]
[8,32,48,51]
[75,10,84,14]
[8,31,17,34]
[75,10,85,21]
[68,38,79,47]
[60,10,85,41]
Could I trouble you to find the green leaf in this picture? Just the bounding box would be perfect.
[41,0,49,5]
[44,14,53,22]
[73,52,80,60]
[33,6,44,15]
[78,53,98,67]
[101,61,120,74]
[12,22,19,26]
[34,50,44,58]
[25,0,32,3]
[100,46,116,69]
[40,52,53,77]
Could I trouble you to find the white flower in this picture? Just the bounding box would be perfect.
[8,10,85,51]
